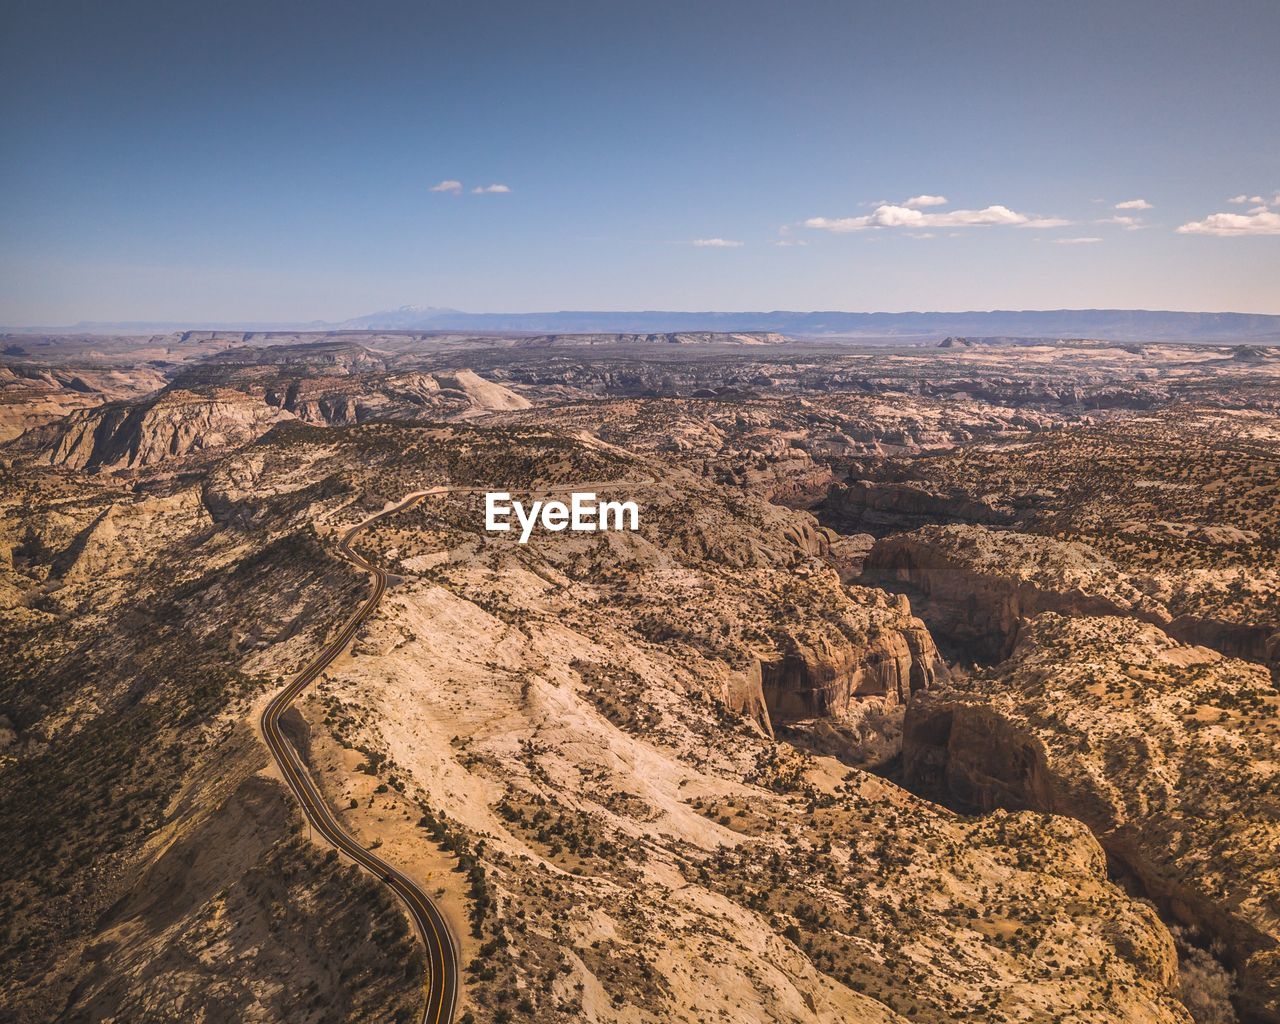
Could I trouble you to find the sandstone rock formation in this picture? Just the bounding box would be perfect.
[904,614,1280,1021]
[864,523,1280,678]
[850,414,1280,682]
[262,367,530,424]
[822,479,1014,535]
[759,588,948,765]
[0,363,166,442]
[775,598,943,722]
[864,523,1169,659]
[10,388,292,470]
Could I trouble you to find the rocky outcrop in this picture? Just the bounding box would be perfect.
[904,614,1280,1022]
[821,480,1013,535]
[0,364,166,443]
[731,455,836,506]
[437,368,532,413]
[864,524,1280,678]
[265,371,442,424]
[772,516,873,578]
[761,601,946,720]
[863,524,1169,660]
[757,589,950,766]
[10,388,291,470]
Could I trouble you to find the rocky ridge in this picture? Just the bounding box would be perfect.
[863,524,1170,659]
[5,369,531,472]
[0,363,166,443]
[904,614,1280,1021]
[862,522,1280,677]
[8,388,293,470]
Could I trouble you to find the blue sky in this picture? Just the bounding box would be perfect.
[2,0,1278,323]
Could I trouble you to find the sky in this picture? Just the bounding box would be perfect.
[1,0,1278,324]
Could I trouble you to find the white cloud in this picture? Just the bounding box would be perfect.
[1227,194,1264,205]
[774,239,807,247]
[1176,208,1280,236]
[691,237,744,247]
[1055,236,1103,244]
[1098,215,1144,229]
[429,179,463,194]
[903,194,948,208]
[805,203,1070,233]
[472,184,511,194]
[1115,198,1152,210]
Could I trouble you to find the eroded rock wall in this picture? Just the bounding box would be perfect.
[903,614,1280,1022]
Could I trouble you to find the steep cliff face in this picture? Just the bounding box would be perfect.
[863,524,1169,660]
[757,590,950,766]
[0,365,167,442]
[864,524,1280,678]
[1167,614,1280,679]
[821,480,1013,535]
[761,603,946,720]
[11,389,291,470]
[903,614,1280,1022]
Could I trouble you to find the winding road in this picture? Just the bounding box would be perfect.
[260,479,650,1023]
[260,489,457,1024]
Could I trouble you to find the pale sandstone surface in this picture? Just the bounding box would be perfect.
[294,475,1195,1023]
[6,336,1277,1023]
[905,614,1280,1021]
[0,364,167,442]
[6,368,530,471]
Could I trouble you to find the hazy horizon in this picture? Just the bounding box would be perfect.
[10,303,1280,333]
[9,305,1280,349]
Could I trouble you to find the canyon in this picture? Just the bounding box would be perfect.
[2,331,1276,1023]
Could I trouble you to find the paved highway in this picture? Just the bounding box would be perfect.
[260,479,649,1023]
[260,489,457,1024]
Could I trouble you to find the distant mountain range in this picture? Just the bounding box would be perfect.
[8,307,1280,343]
[333,306,1280,342]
